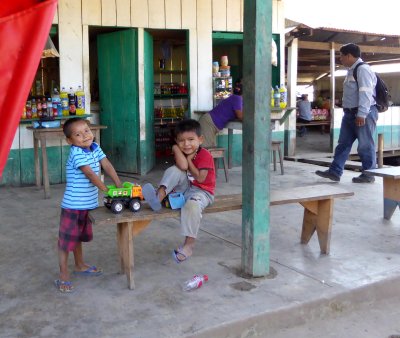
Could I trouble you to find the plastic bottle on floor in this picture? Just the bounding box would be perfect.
[182,274,208,291]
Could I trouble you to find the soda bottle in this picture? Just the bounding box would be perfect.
[52,88,61,117]
[68,87,76,115]
[273,86,280,108]
[46,97,52,117]
[75,86,85,115]
[60,87,69,116]
[31,98,37,118]
[25,97,32,119]
[41,97,48,118]
[279,84,287,109]
[270,87,275,108]
[37,96,43,118]
[182,274,208,291]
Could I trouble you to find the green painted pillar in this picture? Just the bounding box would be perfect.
[241,0,272,276]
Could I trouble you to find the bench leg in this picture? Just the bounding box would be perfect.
[222,154,229,182]
[116,220,152,290]
[383,177,400,220]
[277,146,284,175]
[300,199,333,254]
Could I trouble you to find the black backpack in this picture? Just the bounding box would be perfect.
[353,62,390,113]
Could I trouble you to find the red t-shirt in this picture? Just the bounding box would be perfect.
[187,147,215,195]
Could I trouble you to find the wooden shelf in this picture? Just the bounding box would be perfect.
[154,94,188,99]
[20,114,92,124]
[154,70,187,75]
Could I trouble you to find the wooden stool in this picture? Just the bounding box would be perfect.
[271,141,284,175]
[206,147,229,182]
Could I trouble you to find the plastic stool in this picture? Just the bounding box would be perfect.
[271,141,284,175]
[206,147,228,182]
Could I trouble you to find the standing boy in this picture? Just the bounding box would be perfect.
[55,118,122,293]
[143,119,215,262]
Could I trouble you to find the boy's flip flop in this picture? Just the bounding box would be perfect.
[73,265,103,276]
[142,183,162,211]
[54,279,74,293]
[172,247,189,264]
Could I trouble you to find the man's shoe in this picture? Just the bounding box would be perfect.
[352,173,375,183]
[315,170,340,182]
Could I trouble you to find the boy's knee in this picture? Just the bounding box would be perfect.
[184,198,201,213]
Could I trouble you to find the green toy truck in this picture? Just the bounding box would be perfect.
[103,182,144,214]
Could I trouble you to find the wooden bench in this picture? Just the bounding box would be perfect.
[297,120,330,134]
[365,167,400,220]
[89,184,353,289]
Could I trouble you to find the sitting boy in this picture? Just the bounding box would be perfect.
[143,119,216,263]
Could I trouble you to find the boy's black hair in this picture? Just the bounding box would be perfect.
[339,43,361,58]
[63,117,87,137]
[175,119,202,137]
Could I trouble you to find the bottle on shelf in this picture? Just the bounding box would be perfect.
[37,96,43,118]
[25,96,32,119]
[46,96,52,117]
[31,98,37,118]
[68,87,76,116]
[51,88,61,117]
[60,87,69,116]
[270,87,275,108]
[182,274,208,291]
[279,84,287,109]
[75,86,85,115]
[273,86,280,108]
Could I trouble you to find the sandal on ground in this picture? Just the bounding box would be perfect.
[172,247,189,264]
[73,265,103,276]
[142,183,162,211]
[54,279,74,293]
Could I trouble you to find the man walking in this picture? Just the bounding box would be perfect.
[316,43,378,183]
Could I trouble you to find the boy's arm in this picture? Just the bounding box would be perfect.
[100,157,122,188]
[80,165,109,192]
[172,144,188,170]
[186,153,208,183]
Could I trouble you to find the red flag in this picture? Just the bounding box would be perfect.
[0,0,57,179]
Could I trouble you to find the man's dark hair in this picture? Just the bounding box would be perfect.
[175,119,202,137]
[63,117,87,137]
[340,43,361,58]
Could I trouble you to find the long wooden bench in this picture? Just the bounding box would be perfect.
[297,120,330,134]
[365,167,400,220]
[89,184,353,289]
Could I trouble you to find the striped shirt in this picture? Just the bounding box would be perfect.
[61,142,106,210]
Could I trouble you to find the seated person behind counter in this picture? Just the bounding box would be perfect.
[296,93,312,137]
[199,81,243,148]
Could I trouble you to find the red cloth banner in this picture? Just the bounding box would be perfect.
[0,0,57,179]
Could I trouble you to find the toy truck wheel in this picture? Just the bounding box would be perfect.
[111,201,124,214]
[129,198,142,212]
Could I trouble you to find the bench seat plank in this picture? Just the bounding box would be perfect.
[90,184,353,289]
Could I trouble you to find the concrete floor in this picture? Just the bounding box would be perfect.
[1,159,400,338]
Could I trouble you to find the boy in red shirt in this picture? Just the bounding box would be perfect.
[143,119,215,263]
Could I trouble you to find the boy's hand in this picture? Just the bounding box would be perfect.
[186,151,196,161]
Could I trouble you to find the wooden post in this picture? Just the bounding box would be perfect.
[241,0,272,276]
[378,133,384,168]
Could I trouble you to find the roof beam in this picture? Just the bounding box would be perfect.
[298,40,400,54]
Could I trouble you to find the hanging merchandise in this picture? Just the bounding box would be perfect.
[60,87,69,116]
[279,84,287,109]
[76,86,85,115]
